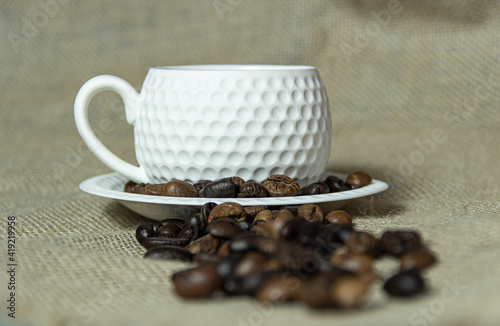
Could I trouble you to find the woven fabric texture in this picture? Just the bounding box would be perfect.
[1,1,499,325]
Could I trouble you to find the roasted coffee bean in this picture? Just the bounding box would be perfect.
[157,218,185,233]
[280,217,308,240]
[237,181,269,198]
[297,274,335,308]
[322,224,354,244]
[257,238,282,256]
[295,221,323,243]
[251,224,272,237]
[163,180,198,197]
[135,222,156,246]
[144,245,193,261]
[193,180,212,192]
[208,202,247,223]
[297,203,323,223]
[133,183,147,194]
[254,276,300,303]
[262,174,300,197]
[380,230,422,257]
[176,224,199,243]
[324,176,351,192]
[195,253,225,265]
[383,270,425,297]
[232,252,267,277]
[252,210,273,225]
[228,233,263,253]
[324,210,353,226]
[346,171,372,187]
[143,237,189,249]
[206,218,245,239]
[345,231,380,256]
[144,183,167,196]
[199,177,238,198]
[200,202,217,225]
[299,182,330,195]
[221,277,246,296]
[172,265,222,298]
[231,176,245,187]
[186,211,206,232]
[330,276,368,309]
[400,250,437,272]
[243,205,268,221]
[186,234,220,255]
[216,255,243,279]
[268,209,295,238]
[158,223,181,238]
[329,253,374,275]
[124,181,137,193]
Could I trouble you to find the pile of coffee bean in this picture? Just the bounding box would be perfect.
[135,202,437,309]
[125,171,372,198]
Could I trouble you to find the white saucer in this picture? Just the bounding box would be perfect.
[79,172,389,221]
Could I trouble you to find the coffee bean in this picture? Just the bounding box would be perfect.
[208,202,247,223]
[252,210,273,225]
[262,174,300,197]
[185,211,206,233]
[158,223,181,238]
[193,180,212,192]
[124,181,137,193]
[144,245,193,261]
[195,252,225,265]
[186,234,220,255]
[157,218,185,233]
[346,171,372,187]
[133,183,147,194]
[330,276,368,309]
[144,183,167,196]
[228,233,263,253]
[400,250,437,272]
[232,252,267,277]
[216,255,242,279]
[297,274,335,308]
[345,231,380,256]
[254,276,299,303]
[163,180,198,197]
[176,224,199,243]
[135,222,156,246]
[206,218,245,239]
[383,270,425,297]
[257,238,282,256]
[329,253,374,275]
[199,177,238,198]
[268,209,295,238]
[216,240,231,255]
[237,181,269,198]
[297,203,324,223]
[172,265,222,298]
[231,176,246,188]
[143,237,189,249]
[380,230,422,257]
[324,210,353,226]
[243,205,268,221]
[299,182,330,195]
[324,176,351,192]
[295,221,323,244]
[280,217,308,240]
[200,202,216,225]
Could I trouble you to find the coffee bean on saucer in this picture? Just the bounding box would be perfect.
[346,171,372,187]
[231,176,246,188]
[133,183,147,194]
[299,182,330,195]
[135,222,156,246]
[400,250,437,272]
[163,180,198,197]
[237,181,269,198]
[324,176,351,192]
[172,265,222,298]
[324,210,353,226]
[262,174,300,197]
[144,183,167,196]
[144,245,193,261]
[208,202,247,223]
[124,181,137,193]
[199,177,239,198]
[380,231,422,257]
[383,270,425,297]
[193,180,212,192]
[297,204,323,223]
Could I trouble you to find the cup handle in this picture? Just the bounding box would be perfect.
[74,75,149,183]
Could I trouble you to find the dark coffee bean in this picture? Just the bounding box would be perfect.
[124,181,137,193]
[257,238,282,256]
[330,276,369,309]
[383,271,425,297]
[380,230,422,257]
[162,180,198,197]
[295,237,333,258]
[135,222,156,246]
[297,204,323,223]
[199,177,238,198]
[231,176,245,188]
[280,217,308,240]
[262,174,300,197]
[268,209,295,238]
[329,253,374,275]
[185,234,220,255]
[193,180,212,192]
[324,210,353,226]
[217,240,231,255]
[243,205,268,221]
[400,250,437,272]
[252,210,273,225]
[254,276,300,303]
[324,176,351,192]
[144,183,167,196]
[144,245,193,261]
[240,272,267,295]
[345,231,380,256]
[228,233,263,253]
[299,182,330,195]
[157,218,185,233]
[208,202,247,222]
[158,223,181,238]
[200,202,216,226]
[315,226,339,246]
[206,218,245,239]
[296,221,323,243]
[216,255,243,279]
[221,277,246,296]
[176,224,199,243]
[237,220,252,232]
[186,211,206,232]
[232,252,267,277]
[297,274,335,308]
[143,237,189,249]
[195,253,225,265]
[346,171,372,187]
[172,265,222,298]
[328,224,353,244]
[237,181,269,197]
[134,183,147,194]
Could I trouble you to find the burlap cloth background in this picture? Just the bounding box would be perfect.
[1,1,500,325]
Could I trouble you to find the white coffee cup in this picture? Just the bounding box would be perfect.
[74,65,332,187]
